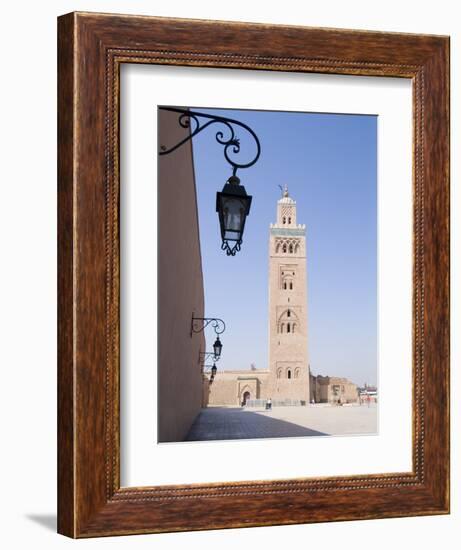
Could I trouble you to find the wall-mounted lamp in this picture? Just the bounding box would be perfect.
[202,361,218,384]
[159,107,260,256]
[216,176,252,256]
[213,335,223,359]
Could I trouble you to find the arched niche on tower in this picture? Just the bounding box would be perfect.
[277,308,299,334]
[274,237,300,255]
[281,275,294,290]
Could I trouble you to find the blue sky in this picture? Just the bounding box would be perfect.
[190,108,377,387]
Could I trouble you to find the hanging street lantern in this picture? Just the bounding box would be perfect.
[216,176,252,256]
[159,107,261,257]
[213,335,223,360]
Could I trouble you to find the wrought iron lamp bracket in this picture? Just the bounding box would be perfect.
[199,351,221,364]
[159,107,261,177]
[191,314,226,337]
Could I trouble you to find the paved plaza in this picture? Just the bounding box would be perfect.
[186,404,378,442]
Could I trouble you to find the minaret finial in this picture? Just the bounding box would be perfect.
[283,184,289,198]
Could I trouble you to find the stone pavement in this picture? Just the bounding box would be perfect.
[185,404,378,442]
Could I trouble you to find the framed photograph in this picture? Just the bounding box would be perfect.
[58,12,450,537]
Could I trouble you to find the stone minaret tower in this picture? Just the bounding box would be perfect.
[268,185,310,403]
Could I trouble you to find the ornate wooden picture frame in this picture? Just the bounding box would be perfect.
[58,12,450,537]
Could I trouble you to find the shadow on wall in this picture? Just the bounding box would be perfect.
[185,407,327,442]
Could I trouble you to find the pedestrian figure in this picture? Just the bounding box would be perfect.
[266,397,272,410]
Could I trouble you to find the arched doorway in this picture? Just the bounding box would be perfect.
[242,391,250,406]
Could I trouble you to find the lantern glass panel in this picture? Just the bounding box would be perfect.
[222,197,246,240]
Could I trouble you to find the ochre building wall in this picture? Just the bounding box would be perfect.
[310,375,359,404]
[158,109,205,442]
[205,370,270,406]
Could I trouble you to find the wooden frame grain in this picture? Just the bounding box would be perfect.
[57,12,450,538]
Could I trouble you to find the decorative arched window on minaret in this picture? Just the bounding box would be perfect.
[277,309,299,334]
